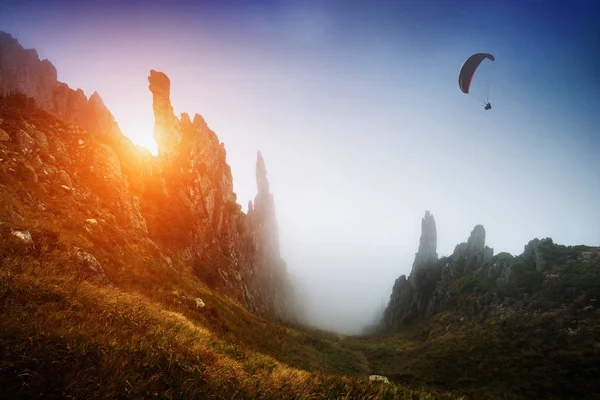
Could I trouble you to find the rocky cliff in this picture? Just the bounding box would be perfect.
[383,211,599,331]
[145,69,298,319]
[0,32,121,139]
[0,31,298,322]
[383,212,501,329]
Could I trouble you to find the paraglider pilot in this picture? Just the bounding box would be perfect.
[458,53,495,112]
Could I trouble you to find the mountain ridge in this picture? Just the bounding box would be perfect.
[0,30,299,322]
[1,30,599,400]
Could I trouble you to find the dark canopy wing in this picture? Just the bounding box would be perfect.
[458,53,495,94]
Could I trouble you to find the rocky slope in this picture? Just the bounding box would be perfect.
[0,32,121,139]
[383,211,599,331]
[0,31,299,322]
[375,212,600,399]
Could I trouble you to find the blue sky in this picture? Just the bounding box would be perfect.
[1,0,599,332]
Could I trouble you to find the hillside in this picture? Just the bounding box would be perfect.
[0,32,460,399]
[1,30,599,400]
[0,29,300,321]
[372,211,600,399]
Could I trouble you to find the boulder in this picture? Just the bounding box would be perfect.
[523,238,554,273]
[195,298,205,308]
[369,375,390,384]
[72,247,105,279]
[0,128,10,142]
[11,229,34,251]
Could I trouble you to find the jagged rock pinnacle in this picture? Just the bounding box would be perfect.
[256,151,270,194]
[413,210,438,268]
[148,70,179,156]
[467,225,486,252]
[0,32,121,138]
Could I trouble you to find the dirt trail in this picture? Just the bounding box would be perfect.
[332,336,371,375]
[353,347,371,375]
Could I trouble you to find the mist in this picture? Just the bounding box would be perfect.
[1,0,599,334]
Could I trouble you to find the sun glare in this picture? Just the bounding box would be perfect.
[118,117,158,156]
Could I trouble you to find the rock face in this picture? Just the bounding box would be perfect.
[383,212,496,329]
[72,247,106,280]
[381,212,598,332]
[0,32,121,139]
[249,151,280,260]
[451,225,494,275]
[383,211,442,329]
[0,33,299,323]
[247,151,296,318]
[523,238,554,273]
[149,70,180,158]
[411,210,438,272]
[383,275,413,330]
[145,69,297,321]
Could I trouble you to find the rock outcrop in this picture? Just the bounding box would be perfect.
[0,32,299,322]
[143,69,297,320]
[383,212,496,329]
[247,151,297,319]
[381,211,599,333]
[451,225,494,275]
[0,32,121,139]
[411,210,438,273]
[523,237,554,273]
[383,211,442,329]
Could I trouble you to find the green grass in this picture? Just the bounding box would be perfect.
[0,92,456,400]
[346,307,600,400]
[5,90,599,400]
[0,249,458,400]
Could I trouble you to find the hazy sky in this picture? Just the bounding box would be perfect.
[1,0,599,333]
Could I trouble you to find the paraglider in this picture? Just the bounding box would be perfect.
[459,53,495,110]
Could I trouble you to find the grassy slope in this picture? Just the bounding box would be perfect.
[0,95,456,399]
[6,93,599,400]
[349,239,600,400]
[0,245,459,400]
[346,305,600,400]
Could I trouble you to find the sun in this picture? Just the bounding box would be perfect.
[118,117,158,156]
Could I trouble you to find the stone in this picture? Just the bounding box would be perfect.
[195,298,205,308]
[56,169,72,188]
[20,162,39,184]
[29,127,49,151]
[72,247,105,278]
[85,218,98,226]
[15,129,36,155]
[368,375,390,384]
[11,229,33,246]
[48,136,70,164]
[0,128,10,141]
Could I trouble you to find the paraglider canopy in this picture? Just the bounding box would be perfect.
[458,53,495,94]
